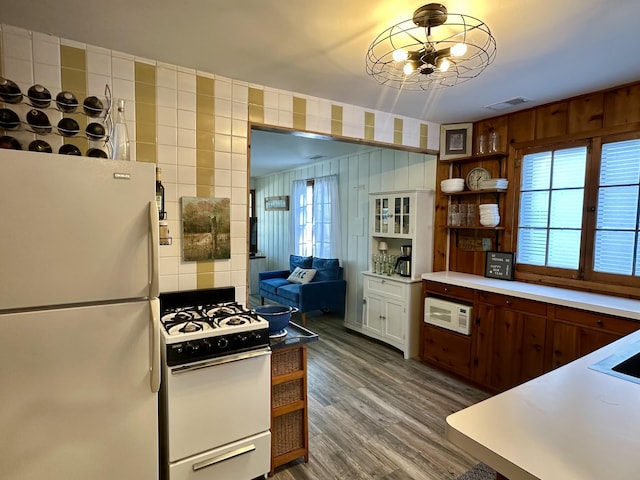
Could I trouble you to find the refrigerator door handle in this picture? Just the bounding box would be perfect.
[149,201,160,298]
[150,298,161,393]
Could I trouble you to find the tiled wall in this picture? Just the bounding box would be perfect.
[0,23,440,303]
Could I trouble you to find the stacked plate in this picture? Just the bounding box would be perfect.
[478,178,509,190]
[441,178,465,193]
[479,204,500,227]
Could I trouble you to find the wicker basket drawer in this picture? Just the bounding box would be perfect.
[273,409,304,457]
[273,378,304,408]
[272,347,303,376]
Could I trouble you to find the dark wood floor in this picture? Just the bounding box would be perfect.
[266,308,491,480]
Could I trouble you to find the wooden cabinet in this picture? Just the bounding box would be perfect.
[420,279,640,393]
[548,306,639,369]
[421,323,472,377]
[362,273,422,359]
[270,345,308,475]
[472,293,547,391]
[420,281,474,377]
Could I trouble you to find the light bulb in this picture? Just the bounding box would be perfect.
[393,49,408,62]
[451,42,467,57]
[403,63,415,75]
[438,58,451,72]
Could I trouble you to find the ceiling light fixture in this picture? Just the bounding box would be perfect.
[366,3,497,90]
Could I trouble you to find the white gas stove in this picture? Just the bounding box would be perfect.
[160,301,270,366]
[159,288,271,480]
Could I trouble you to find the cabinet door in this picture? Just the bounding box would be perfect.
[392,195,412,235]
[363,295,384,336]
[473,303,546,391]
[550,323,620,369]
[372,197,391,235]
[383,297,405,345]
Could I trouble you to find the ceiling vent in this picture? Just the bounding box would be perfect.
[306,155,327,160]
[484,97,531,111]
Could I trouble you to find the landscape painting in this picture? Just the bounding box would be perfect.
[181,197,231,261]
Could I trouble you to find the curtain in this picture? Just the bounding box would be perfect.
[290,179,309,256]
[313,174,341,260]
[290,174,341,260]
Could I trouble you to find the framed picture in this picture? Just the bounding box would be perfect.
[181,197,231,261]
[265,195,289,211]
[485,251,515,280]
[440,123,473,160]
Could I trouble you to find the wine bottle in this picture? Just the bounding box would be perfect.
[111,98,130,160]
[156,166,165,220]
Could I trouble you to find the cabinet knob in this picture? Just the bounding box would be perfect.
[444,287,449,292]
[596,319,604,326]
[505,300,511,305]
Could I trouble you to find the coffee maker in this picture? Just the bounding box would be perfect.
[395,245,412,277]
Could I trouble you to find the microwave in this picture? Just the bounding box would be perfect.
[423,297,472,335]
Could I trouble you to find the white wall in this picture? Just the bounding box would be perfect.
[253,144,437,325]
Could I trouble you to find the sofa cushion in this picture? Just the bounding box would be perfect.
[290,255,313,271]
[287,267,316,284]
[260,277,290,295]
[312,257,340,281]
[276,283,301,303]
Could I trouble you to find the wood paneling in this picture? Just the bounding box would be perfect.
[438,80,640,286]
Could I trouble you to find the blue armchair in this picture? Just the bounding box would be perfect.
[258,255,346,325]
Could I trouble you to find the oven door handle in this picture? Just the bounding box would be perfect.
[170,347,271,374]
[192,444,256,472]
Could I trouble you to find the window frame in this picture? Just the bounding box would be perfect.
[513,132,640,289]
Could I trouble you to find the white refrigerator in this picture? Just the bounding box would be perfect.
[0,151,161,480]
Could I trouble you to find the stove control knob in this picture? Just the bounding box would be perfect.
[201,339,212,350]
[184,342,195,354]
[250,331,264,341]
[217,337,229,349]
[235,333,248,344]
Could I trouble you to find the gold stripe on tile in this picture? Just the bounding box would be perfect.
[394,118,403,145]
[60,45,88,154]
[135,61,157,164]
[196,75,217,289]
[293,96,306,131]
[248,87,264,124]
[196,271,215,289]
[331,105,343,137]
[364,112,375,141]
[420,123,429,149]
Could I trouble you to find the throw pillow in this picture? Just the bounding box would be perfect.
[287,267,317,284]
[289,255,313,271]
[312,257,340,281]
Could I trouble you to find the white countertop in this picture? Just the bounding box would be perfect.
[445,329,640,480]
[421,271,640,321]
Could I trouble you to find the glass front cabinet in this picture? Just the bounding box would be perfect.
[372,194,412,237]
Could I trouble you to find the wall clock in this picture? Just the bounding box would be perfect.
[466,167,491,190]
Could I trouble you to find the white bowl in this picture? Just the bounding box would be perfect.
[441,178,465,193]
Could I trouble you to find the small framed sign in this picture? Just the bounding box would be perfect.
[485,251,515,280]
[265,195,289,211]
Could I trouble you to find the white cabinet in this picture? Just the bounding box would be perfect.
[369,189,434,280]
[362,273,422,359]
[349,189,434,358]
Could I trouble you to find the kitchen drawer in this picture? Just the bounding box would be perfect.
[423,281,474,302]
[168,431,270,480]
[553,305,640,335]
[364,276,406,300]
[421,323,472,377]
[476,291,547,316]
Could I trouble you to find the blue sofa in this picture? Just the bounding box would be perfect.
[258,255,346,325]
